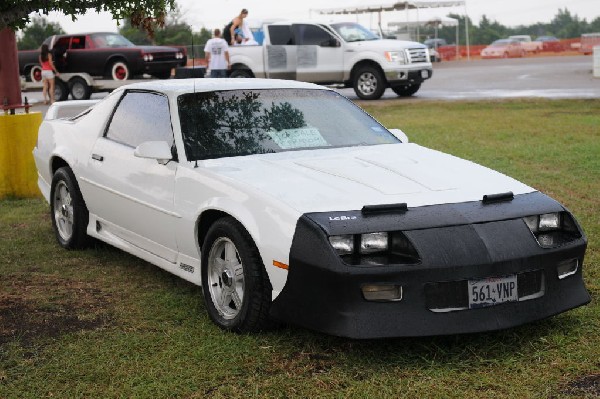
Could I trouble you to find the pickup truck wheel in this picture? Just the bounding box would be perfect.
[69,77,92,100]
[28,65,43,82]
[54,79,69,102]
[391,83,421,97]
[50,167,89,249]
[107,60,130,80]
[229,69,253,78]
[353,66,385,100]
[202,217,272,333]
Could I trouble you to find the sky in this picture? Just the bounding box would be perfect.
[37,0,599,34]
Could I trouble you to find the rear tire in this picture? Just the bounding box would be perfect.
[50,167,89,249]
[28,65,43,82]
[229,69,253,78]
[201,217,272,333]
[353,66,386,100]
[391,83,421,97]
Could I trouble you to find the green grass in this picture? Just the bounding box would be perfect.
[1,99,599,398]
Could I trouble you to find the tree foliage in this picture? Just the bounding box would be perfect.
[0,0,175,36]
[17,16,64,50]
[425,8,600,45]
[119,3,212,56]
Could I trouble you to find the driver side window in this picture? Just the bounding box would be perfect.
[106,91,174,149]
[293,24,333,45]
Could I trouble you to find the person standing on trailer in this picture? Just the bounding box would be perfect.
[224,9,249,45]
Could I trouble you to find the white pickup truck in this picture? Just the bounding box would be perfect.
[228,21,433,100]
[508,35,542,53]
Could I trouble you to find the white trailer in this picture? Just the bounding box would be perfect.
[22,73,152,101]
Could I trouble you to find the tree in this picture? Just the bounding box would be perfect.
[0,0,174,107]
[474,15,507,45]
[17,16,64,50]
[119,19,153,45]
[121,3,204,47]
[550,8,585,39]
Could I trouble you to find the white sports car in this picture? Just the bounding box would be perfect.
[34,79,590,338]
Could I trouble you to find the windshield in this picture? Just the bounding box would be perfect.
[491,39,511,47]
[330,23,380,42]
[90,33,135,48]
[178,89,398,161]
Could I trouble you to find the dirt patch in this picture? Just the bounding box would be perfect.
[0,273,114,347]
[561,373,600,397]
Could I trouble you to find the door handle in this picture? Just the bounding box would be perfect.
[91,154,104,161]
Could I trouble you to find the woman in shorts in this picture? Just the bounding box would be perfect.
[39,44,60,104]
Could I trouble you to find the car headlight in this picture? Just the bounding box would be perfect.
[523,212,582,248]
[329,234,354,255]
[384,51,407,64]
[329,231,419,265]
[361,232,388,254]
[143,54,154,62]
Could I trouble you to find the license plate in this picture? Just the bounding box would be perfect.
[468,275,518,309]
[421,70,429,78]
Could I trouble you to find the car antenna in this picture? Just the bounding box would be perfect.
[191,24,196,94]
[191,27,199,169]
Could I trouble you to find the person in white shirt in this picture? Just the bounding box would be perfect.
[204,29,230,78]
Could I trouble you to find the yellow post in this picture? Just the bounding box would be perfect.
[0,112,43,198]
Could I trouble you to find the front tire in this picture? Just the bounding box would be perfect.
[353,66,386,100]
[50,167,89,249]
[106,60,130,81]
[54,79,69,102]
[201,217,272,333]
[391,83,421,97]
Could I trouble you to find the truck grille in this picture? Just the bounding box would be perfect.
[407,48,428,63]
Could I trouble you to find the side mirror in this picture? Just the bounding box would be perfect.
[389,128,409,143]
[134,141,172,164]
[320,38,341,47]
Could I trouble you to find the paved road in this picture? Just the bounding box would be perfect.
[22,55,600,116]
[340,55,600,101]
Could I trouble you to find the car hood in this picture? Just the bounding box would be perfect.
[137,45,180,53]
[346,39,425,50]
[198,143,534,213]
[483,46,507,51]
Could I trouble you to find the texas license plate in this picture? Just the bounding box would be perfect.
[468,275,518,309]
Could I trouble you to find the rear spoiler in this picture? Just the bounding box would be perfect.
[45,100,100,121]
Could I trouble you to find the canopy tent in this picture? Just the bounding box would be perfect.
[312,1,470,59]
[388,16,460,58]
